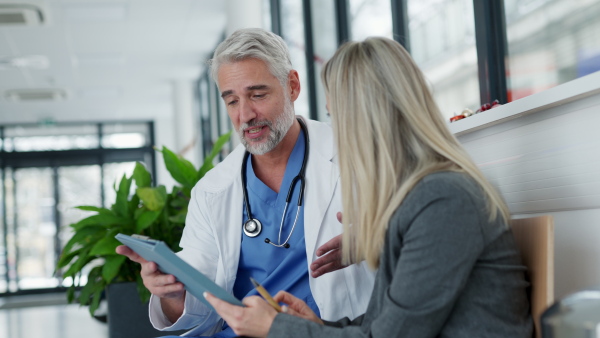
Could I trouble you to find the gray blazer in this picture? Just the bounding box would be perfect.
[268,172,532,338]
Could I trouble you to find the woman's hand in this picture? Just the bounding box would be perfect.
[273,291,324,325]
[204,292,277,338]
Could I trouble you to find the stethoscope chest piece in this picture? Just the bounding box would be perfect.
[243,218,262,238]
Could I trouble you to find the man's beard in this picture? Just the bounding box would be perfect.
[238,100,295,155]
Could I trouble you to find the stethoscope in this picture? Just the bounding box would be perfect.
[241,118,309,249]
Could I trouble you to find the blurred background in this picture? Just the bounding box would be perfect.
[0,0,598,337]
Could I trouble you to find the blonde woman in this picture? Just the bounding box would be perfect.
[205,37,532,338]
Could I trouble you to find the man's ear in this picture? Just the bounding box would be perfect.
[288,70,301,101]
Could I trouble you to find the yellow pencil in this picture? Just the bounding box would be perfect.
[250,277,282,312]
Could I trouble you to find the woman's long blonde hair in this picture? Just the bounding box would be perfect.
[321,37,510,269]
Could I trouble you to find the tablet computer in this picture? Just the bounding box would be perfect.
[115,233,243,309]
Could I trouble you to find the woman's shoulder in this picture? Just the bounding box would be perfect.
[391,171,489,230]
[412,171,483,202]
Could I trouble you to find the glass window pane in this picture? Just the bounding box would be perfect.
[3,168,17,292]
[281,0,310,118]
[3,125,100,152]
[505,0,600,101]
[14,168,58,290]
[199,77,210,120]
[0,169,5,293]
[209,82,220,143]
[57,167,101,242]
[57,166,102,287]
[103,162,137,208]
[2,138,12,152]
[101,123,150,149]
[311,0,337,121]
[408,0,480,120]
[199,76,213,159]
[58,166,101,229]
[349,0,393,41]
[0,121,153,292]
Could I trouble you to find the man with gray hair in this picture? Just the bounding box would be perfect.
[117,28,375,337]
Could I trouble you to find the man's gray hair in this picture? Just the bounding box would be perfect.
[209,28,293,87]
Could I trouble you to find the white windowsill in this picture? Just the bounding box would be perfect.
[448,71,600,137]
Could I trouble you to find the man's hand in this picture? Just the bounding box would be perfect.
[116,245,185,322]
[310,212,349,278]
[116,245,185,299]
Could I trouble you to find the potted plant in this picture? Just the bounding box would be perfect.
[56,132,231,336]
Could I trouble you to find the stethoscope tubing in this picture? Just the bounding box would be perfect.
[241,117,309,248]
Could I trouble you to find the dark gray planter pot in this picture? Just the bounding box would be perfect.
[106,282,186,338]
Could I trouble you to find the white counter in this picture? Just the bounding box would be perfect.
[449,71,600,136]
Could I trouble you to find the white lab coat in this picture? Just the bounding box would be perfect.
[149,117,376,336]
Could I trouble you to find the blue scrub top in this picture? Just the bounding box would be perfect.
[214,129,319,338]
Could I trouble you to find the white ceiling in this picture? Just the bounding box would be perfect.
[0,0,226,124]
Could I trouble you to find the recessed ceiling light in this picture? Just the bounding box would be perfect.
[0,55,49,70]
[0,4,44,26]
[5,89,67,101]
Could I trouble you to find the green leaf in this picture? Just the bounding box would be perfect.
[113,174,132,217]
[61,225,105,256]
[135,210,162,232]
[132,162,152,188]
[171,185,184,195]
[71,214,130,231]
[168,213,187,224]
[57,248,83,270]
[133,207,144,219]
[78,266,101,304]
[136,186,167,211]
[161,146,199,189]
[169,193,189,208]
[130,193,140,205]
[66,286,76,303]
[180,187,192,200]
[63,253,95,279]
[170,198,189,208]
[78,266,105,316]
[89,235,121,256]
[199,131,232,178]
[75,206,114,215]
[169,187,190,209]
[102,255,127,282]
[89,286,104,317]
